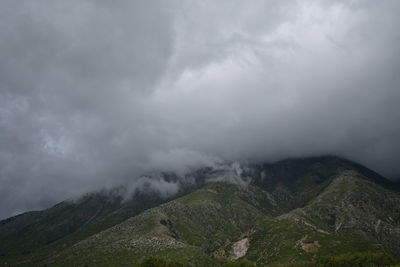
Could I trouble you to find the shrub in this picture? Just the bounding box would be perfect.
[137,256,184,267]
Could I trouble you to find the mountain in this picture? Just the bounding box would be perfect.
[1,156,400,266]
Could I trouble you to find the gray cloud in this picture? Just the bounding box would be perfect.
[1,0,400,219]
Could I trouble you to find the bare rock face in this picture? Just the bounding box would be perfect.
[230,237,249,260]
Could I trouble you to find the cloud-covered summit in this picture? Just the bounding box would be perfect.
[1,0,400,219]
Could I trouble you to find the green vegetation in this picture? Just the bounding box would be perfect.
[1,156,400,266]
[270,252,397,267]
[221,259,256,266]
[136,257,184,267]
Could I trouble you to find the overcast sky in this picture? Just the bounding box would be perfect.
[1,0,400,219]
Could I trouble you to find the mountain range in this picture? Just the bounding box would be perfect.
[1,156,400,266]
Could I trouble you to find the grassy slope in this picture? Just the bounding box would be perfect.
[0,193,124,255]
[2,156,400,266]
[11,175,398,266]
[245,170,400,265]
[299,171,400,253]
[0,191,172,266]
[0,170,210,263]
[247,219,385,265]
[39,183,275,266]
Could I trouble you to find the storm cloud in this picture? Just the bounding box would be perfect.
[1,0,400,219]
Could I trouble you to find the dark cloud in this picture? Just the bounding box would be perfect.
[1,0,400,219]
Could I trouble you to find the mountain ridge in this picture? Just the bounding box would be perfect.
[1,155,400,266]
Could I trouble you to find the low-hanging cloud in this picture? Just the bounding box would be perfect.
[1,0,400,219]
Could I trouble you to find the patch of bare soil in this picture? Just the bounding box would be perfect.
[230,237,249,259]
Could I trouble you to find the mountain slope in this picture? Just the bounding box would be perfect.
[248,156,398,210]
[293,170,400,253]
[41,183,277,266]
[0,168,214,260]
[1,156,400,266]
[0,188,172,259]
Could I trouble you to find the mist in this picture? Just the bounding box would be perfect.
[1,0,400,219]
